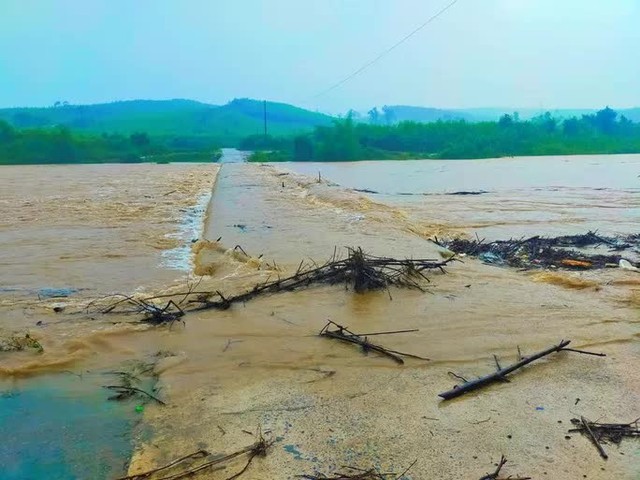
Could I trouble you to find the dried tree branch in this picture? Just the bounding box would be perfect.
[439,340,605,400]
[319,321,429,364]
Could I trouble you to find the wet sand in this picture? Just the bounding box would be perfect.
[1,159,639,479]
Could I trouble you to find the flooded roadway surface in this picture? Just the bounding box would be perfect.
[1,154,640,479]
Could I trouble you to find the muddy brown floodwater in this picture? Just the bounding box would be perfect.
[1,156,639,479]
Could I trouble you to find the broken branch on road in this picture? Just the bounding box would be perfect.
[439,340,605,400]
[319,320,429,364]
[569,415,640,459]
[116,430,272,480]
[478,455,531,480]
[93,247,454,322]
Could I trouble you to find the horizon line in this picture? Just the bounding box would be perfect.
[0,97,638,114]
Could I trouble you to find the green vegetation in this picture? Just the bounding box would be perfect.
[0,98,332,164]
[367,105,640,123]
[248,107,640,162]
[0,98,332,148]
[0,333,43,353]
[3,98,639,164]
[0,120,221,165]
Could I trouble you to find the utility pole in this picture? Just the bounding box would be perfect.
[263,100,267,137]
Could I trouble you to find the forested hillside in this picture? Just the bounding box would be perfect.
[0,98,333,147]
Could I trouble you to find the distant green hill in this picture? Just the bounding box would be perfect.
[369,106,640,124]
[0,98,333,146]
[3,98,638,148]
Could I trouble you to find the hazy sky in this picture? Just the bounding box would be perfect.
[1,0,638,112]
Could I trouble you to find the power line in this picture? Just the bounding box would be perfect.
[310,0,460,100]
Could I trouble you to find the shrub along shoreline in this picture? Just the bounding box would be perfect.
[246,107,640,162]
[0,120,221,165]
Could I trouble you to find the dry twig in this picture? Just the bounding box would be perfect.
[319,320,429,364]
[116,430,272,480]
[298,459,417,479]
[569,416,640,459]
[439,340,605,400]
[94,247,453,322]
[478,456,531,480]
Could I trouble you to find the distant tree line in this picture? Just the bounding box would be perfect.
[246,107,640,162]
[0,120,222,165]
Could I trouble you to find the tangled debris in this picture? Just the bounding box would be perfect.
[478,456,530,480]
[319,320,429,364]
[0,333,43,353]
[117,431,273,480]
[569,416,640,459]
[97,295,186,326]
[191,247,453,311]
[103,360,166,405]
[439,340,605,400]
[440,231,640,270]
[104,385,165,405]
[298,459,417,480]
[569,416,640,443]
[94,248,453,323]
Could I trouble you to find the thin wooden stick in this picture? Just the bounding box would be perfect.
[561,348,606,357]
[355,329,419,336]
[321,329,405,364]
[479,455,507,480]
[114,450,209,480]
[581,416,609,460]
[439,340,604,400]
[319,321,429,364]
[103,385,166,405]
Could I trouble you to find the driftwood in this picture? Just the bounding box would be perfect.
[94,248,453,321]
[569,416,640,459]
[103,385,166,405]
[439,230,639,270]
[319,321,429,364]
[103,361,165,405]
[116,432,272,480]
[191,247,453,311]
[88,294,186,326]
[478,456,530,480]
[439,340,605,400]
[578,416,608,460]
[298,459,417,479]
[115,450,209,480]
[479,455,506,480]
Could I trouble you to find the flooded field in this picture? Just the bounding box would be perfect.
[1,155,639,479]
[287,154,640,239]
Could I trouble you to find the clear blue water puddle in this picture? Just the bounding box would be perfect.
[0,374,139,479]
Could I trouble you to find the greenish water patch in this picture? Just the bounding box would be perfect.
[0,373,140,480]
